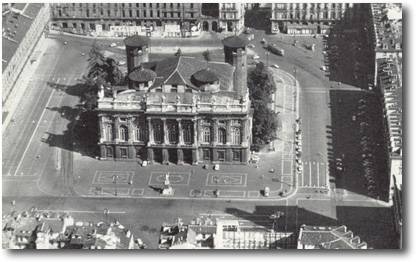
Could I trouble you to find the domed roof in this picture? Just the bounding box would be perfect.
[192,68,219,83]
[222,35,248,48]
[124,35,150,47]
[128,67,156,83]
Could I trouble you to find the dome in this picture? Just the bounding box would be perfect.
[124,35,150,47]
[222,35,248,48]
[128,67,156,83]
[192,68,219,84]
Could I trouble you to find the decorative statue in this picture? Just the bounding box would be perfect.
[161,95,166,103]
[164,173,170,186]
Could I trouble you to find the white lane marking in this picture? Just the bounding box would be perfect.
[36,209,127,214]
[13,89,56,177]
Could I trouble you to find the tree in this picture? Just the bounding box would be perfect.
[247,62,279,147]
[88,42,107,79]
[202,49,211,62]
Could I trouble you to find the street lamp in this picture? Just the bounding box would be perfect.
[112,175,119,196]
[265,51,270,67]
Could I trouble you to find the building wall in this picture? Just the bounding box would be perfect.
[2,4,50,103]
[270,3,357,34]
[50,3,244,35]
[98,113,250,164]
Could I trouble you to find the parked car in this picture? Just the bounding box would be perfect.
[320,65,328,71]
[253,55,260,60]
[63,41,68,45]
[247,44,255,48]
[80,52,86,56]
[110,43,117,47]
[118,60,126,65]
[271,64,280,69]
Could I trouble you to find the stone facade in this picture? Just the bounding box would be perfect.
[97,35,252,165]
[270,3,358,34]
[50,3,245,36]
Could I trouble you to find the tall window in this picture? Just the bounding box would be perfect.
[105,124,113,141]
[119,125,128,141]
[183,123,193,144]
[168,122,178,144]
[231,127,241,144]
[153,121,163,144]
[135,123,146,142]
[203,127,211,143]
[218,128,226,144]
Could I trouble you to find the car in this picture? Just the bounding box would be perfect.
[63,41,68,45]
[247,44,255,48]
[253,55,260,60]
[118,60,126,65]
[260,38,267,44]
[110,43,117,47]
[320,65,328,71]
[80,52,85,56]
[271,64,279,69]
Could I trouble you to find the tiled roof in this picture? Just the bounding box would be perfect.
[2,3,43,72]
[149,56,234,91]
[298,225,368,249]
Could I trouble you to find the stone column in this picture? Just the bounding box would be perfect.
[128,117,134,144]
[162,118,169,145]
[162,148,169,165]
[177,118,184,145]
[147,118,154,145]
[177,149,184,165]
[192,149,198,165]
[226,120,231,145]
[241,118,248,147]
[192,119,198,146]
[147,148,154,163]
[114,116,120,143]
[212,119,218,146]
[100,145,106,159]
[99,116,105,143]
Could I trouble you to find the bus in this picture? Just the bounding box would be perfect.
[267,43,285,56]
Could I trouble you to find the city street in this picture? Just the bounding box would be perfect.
[2,30,396,249]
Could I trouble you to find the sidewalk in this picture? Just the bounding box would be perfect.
[2,35,55,133]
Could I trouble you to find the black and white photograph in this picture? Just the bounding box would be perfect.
[1,1,404,251]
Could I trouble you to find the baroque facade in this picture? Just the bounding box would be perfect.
[97,35,252,164]
[49,3,245,37]
[270,3,358,34]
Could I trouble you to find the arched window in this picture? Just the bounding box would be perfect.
[168,122,178,144]
[231,127,241,144]
[135,125,146,142]
[218,128,226,144]
[183,122,193,144]
[119,125,128,141]
[153,121,163,144]
[203,127,211,143]
[105,124,113,141]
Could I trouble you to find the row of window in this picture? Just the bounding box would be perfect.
[62,3,194,9]
[104,147,242,162]
[57,9,194,19]
[103,124,243,145]
[202,149,241,162]
[275,3,351,9]
[276,11,343,20]
[104,123,194,144]
[202,126,241,145]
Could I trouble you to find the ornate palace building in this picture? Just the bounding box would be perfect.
[97,35,252,165]
[49,3,245,37]
[270,3,359,34]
